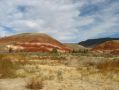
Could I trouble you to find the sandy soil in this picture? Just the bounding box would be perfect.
[0,64,119,90]
[0,55,119,90]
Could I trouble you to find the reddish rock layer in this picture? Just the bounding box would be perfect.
[0,33,71,52]
[92,40,119,54]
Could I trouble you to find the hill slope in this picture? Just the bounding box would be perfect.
[79,38,119,48]
[92,40,119,54]
[63,43,86,51]
[0,33,71,52]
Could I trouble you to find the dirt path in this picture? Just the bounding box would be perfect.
[0,78,28,90]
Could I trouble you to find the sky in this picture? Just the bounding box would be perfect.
[0,0,119,43]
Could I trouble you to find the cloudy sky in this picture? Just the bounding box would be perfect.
[0,0,119,42]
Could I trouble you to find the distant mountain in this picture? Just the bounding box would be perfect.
[79,38,119,48]
[0,33,71,52]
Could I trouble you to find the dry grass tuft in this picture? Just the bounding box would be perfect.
[96,60,119,72]
[25,76,44,90]
[57,70,63,82]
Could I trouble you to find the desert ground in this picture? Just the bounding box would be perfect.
[0,51,119,90]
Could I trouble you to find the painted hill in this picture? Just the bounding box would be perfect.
[63,43,86,51]
[92,40,119,54]
[79,38,119,48]
[0,33,71,52]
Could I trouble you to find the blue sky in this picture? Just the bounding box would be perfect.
[0,0,119,42]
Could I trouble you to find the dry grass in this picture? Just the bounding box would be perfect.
[0,52,119,90]
[0,54,28,78]
[96,60,119,72]
[0,56,20,78]
[57,70,63,82]
[83,59,119,72]
[25,76,44,90]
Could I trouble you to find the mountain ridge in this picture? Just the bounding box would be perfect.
[79,38,119,48]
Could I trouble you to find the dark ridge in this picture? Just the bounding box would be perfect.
[79,38,119,48]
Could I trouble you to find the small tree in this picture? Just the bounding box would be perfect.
[9,47,13,53]
[51,48,58,53]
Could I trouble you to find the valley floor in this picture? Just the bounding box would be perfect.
[0,53,119,90]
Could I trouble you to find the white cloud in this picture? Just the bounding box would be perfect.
[0,0,80,42]
[0,0,119,42]
[25,21,38,28]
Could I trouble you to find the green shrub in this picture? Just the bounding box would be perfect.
[51,48,58,53]
[72,49,89,54]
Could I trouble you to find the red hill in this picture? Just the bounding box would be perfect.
[0,33,71,53]
[92,40,119,54]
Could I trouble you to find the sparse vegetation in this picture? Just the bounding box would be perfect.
[57,70,63,82]
[0,55,20,78]
[0,51,119,90]
[96,60,119,72]
[9,47,13,53]
[26,77,44,90]
[51,48,58,53]
[72,49,89,54]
